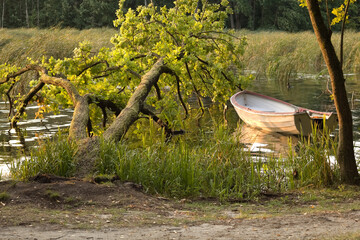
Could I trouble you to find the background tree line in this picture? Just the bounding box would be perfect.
[0,0,359,31]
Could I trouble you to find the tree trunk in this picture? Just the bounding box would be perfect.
[38,69,89,141]
[4,59,171,177]
[25,0,29,28]
[37,0,39,27]
[235,12,241,29]
[1,0,5,28]
[103,58,166,142]
[74,58,168,176]
[229,13,235,29]
[306,0,359,184]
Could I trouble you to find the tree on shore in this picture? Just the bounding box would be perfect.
[302,0,359,184]
[0,0,250,176]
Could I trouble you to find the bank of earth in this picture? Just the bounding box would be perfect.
[1,175,360,239]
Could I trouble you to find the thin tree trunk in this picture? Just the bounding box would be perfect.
[37,0,39,27]
[252,0,256,30]
[306,0,359,184]
[235,12,241,29]
[1,0,5,28]
[229,14,235,29]
[39,72,89,141]
[229,1,235,29]
[25,0,29,28]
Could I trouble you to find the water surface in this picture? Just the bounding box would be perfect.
[1,74,360,177]
[242,74,360,159]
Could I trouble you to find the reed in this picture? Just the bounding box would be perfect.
[2,28,358,77]
[238,30,360,81]
[0,28,115,66]
[93,114,299,200]
[286,125,340,188]
[9,117,340,200]
[10,131,77,181]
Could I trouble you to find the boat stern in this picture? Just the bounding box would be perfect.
[294,112,313,136]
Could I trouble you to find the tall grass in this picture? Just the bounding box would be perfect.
[0,28,115,66]
[10,131,77,181]
[1,28,358,76]
[238,30,360,81]
[95,122,289,200]
[9,117,340,200]
[287,126,340,188]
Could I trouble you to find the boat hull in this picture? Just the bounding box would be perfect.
[230,91,337,136]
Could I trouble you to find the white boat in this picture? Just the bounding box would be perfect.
[230,90,338,136]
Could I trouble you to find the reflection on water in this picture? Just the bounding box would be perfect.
[237,124,298,156]
[239,74,360,167]
[0,101,73,177]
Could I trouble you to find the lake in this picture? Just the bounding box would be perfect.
[0,103,73,177]
[240,73,360,159]
[1,73,360,177]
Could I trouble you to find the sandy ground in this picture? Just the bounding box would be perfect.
[2,211,360,240]
[1,175,360,240]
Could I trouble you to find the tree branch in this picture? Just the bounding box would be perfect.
[325,0,332,33]
[0,64,43,84]
[6,81,16,118]
[11,81,45,128]
[103,58,168,142]
[88,96,123,127]
[185,62,204,115]
[142,104,185,141]
[77,60,109,76]
[162,66,189,119]
[340,0,350,67]
[154,83,162,100]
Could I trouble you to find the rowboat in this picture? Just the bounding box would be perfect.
[230,90,338,136]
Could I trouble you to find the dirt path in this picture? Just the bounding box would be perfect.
[1,176,360,240]
[2,211,360,240]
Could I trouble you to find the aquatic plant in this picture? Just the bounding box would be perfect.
[9,111,342,201]
[287,125,340,188]
[239,30,360,81]
[10,131,77,181]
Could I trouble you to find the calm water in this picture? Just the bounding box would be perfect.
[1,74,360,177]
[241,73,360,159]
[0,103,73,177]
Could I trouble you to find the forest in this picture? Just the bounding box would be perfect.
[0,0,360,31]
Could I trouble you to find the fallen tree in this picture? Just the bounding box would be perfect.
[0,0,250,177]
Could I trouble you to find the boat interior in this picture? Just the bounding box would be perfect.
[234,92,297,113]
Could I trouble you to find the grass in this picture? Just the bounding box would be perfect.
[10,131,77,181]
[1,28,352,200]
[95,121,290,200]
[238,30,360,83]
[1,28,358,76]
[0,28,115,66]
[9,112,342,201]
[0,191,10,201]
[45,189,61,201]
[287,125,340,188]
